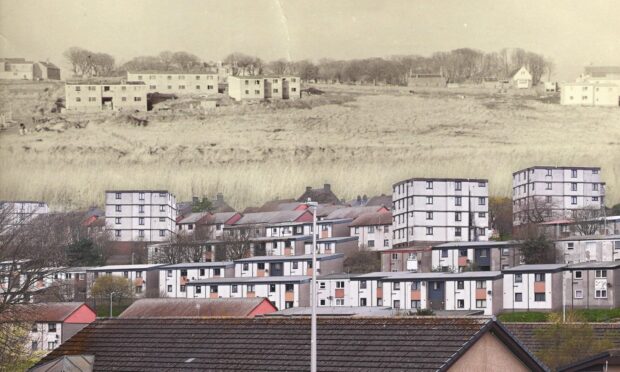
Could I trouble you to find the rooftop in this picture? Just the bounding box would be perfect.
[0,302,93,322]
[187,275,311,285]
[159,261,234,269]
[265,306,396,317]
[118,298,276,318]
[502,264,566,273]
[234,210,310,225]
[435,240,522,249]
[36,317,546,371]
[86,264,164,272]
[349,211,392,227]
[565,261,620,270]
[393,177,488,187]
[325,206,388,220]
[234,253,344,263]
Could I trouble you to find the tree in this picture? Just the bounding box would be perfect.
[63,47,92,77]
[267,59,290,75]
[611,203,620,216]
[159,51,175,70]
[535,312,614,370]
[215,227,254,261]
[520,232,556,264]
[171,51,201,71]
[343,248,381,273]
[90,53,116,76]
[65,238,105,267]
[572,207,605,236]
[0,322,45,371]
[192,197,214,213]
[90,276,134,304]
[489,197,513,240]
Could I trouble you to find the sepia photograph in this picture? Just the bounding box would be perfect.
[0,0,619,370]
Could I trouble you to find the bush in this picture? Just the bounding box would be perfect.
[415,308,435,316]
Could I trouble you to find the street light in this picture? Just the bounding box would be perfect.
[306,199,318,372]
[109,291,120,317]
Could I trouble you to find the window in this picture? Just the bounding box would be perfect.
[242,263,249,271]
[247,284,255,292]
[455,197,462,206]
[257,263,265,270]
[546,182,552,190]
[360,298,367,306]
[571,183,577,191]
[273,88,278,93]
[335,299,344,306]
[501,248,509,256]
[199,269,205,276]
[360,280,367,289]
[115,192,121,199]
[269,284,276,293]
[139,192,145,200]
[572,169,578,178]
[426,227,433,235]
[478,212,486,218]
[139,205,144,213]
[115,230,121,237]
[210,285,218,293]
[455,227,462,237]
[567,242,574,250]
[391,253,398,260]
[196,286,202,294]
[476,300,486,308]
[455,181,462,191]
[478,197,486,206]
[231,284,238,293]
[574,271,582,279]
[292,261,299,270]
[457,281,464,290]
[595,289,607,299]
[255,80,260,85]
[319,299,326,306]
[393,300,401,309]
[411,281,419,290]
[139,217,145,225]
[138,230,145,237]
[115,205,121,212]
[593,183,599,191]
[457,299,465,308]
[455,212,462,221]
[159,230,165,237]
[426,212,433,220]
[245,90,249,94]
[479,249,488,258]
[167,285,172,292]
[48,323,56,332]
[546,196,552,203]
[149,85,156,89]
[213,268,221,276]
[179,285,186,293]
[47,342,57,351]
[368,240,375,248]
[254,90,260,94]
[75,86,81,92]
[368,226,375,233]
[441,249,448,258]
[318,281,326,289]
[123,271,129,278]
[515,274,522,283]
[393,282,401,290]
[595,270,607,278]
[534,273,545,282]
[411,300,421,309]
[574,290,583,299]
[166,270,172,278]
[571,196,578,205]
[515,293,523,302]
[593,197,599,202]
[534,293,546,302]
[160,205,166,212]
[354,227,359,234]
[426,181,433,189]
[426,196,433,205]
[476,280,486,289]
[115,217,121,224]
[615,241,620,250]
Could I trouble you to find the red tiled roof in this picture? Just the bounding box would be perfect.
[118,298,276,318]
[0,302,93,323]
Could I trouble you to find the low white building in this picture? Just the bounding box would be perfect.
[227,76,301,101]
[349,212,392,250]
[64,81,148,112]
[561,82,620,107]
[159,261,234,298]
[86,264,163,298]
[233,254,344,278]
[127,72,219,96]
[556,235,620,263]
[185,276,311,310]
[502,264,565,312]
[313,236,360,258]
[431,241,523,272]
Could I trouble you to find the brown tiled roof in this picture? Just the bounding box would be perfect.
[326,206,388,220]
[36,317,546,371]
[0,302,93,323]
[505,322,620,354]
[118,298,275,318]
[297,185,341,205]
[242,199,299,213]
[350,211,392,227]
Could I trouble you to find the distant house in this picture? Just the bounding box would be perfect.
[127,72,219,96]
[511,66,533,89]
[349,211,392,250]
[35,317,547,371]
[407,74,447,87]
[118,298,277,318]
[0,302,96,353]
[34,62,61,80]
[227,75,301,101]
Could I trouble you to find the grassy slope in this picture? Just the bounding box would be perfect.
[499,308,620,322]
[0,82,619,210]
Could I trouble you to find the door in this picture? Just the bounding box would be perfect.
[270,262,284,276]
[428,281,445,310]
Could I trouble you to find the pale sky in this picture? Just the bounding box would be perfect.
[1,0,618,80]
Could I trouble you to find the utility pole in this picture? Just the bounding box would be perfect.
[307,199,318,372]
[109,292,113,317]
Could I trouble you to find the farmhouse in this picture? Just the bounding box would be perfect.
[511,66,533,89]
[228,75,301,101]
[64,81,148,112]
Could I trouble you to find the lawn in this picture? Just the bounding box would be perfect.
[498,308,620,323]
[1,82,619,210]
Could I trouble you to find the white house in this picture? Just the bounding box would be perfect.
[185,276,311,310]
[561,82,619,107]
[502,264,565,312]
[159,262,235,298]
[349,212,392,250]
[105,190,177,242]
[512,66,533,89]
[127,72,219,96]
[227,76,301,101]
[233,254,344,278]
[0,201,49,230]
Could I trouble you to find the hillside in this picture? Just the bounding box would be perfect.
[0,82,618,210]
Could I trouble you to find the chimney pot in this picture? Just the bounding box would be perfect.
[306,186,312,192]
[324,183,331,191]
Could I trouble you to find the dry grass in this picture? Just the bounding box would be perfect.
[1,82,619,211]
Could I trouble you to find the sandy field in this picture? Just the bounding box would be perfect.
[0,81,619,210]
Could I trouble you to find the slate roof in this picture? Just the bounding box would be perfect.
[366,194,393,207]
[234,253,344,263]
[435,240,522,249]
[565,261,620,270]
[234,210,309,225]
[349,212,392,227]
[297,185,341,205]
[36,317,546,371]
[118,298,275,318]
[177,212,209,224]
[325,206,388,220]
[502,264,566,273]
[242,199,301,213]
[315,204,346,217]
[505,323,620,354]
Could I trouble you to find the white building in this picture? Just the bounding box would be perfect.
[349,212,392,250]
[64,81,148,112]
[105,190,177,242]
[561,82,620,107]
[159,262,234,298]
[0,201,49,229]
[86,264,163,298]
[392,178,490,246]
[512,166,605,226]
[185,276,311,310]
[502,264,565,312]
[431,241,524,272]
[555,235,620,264]
[233,254,344,278]
[227,76,301,101]
[127,72,219,96]
[512,66,532,89]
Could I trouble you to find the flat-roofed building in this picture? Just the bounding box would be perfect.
[228,76,301,101]
[561,82,620,107]
[392,178,490,245]
[234,254,344,278]
[564,261,620,310]
[432,241,523,272]
[556,235,620,264]
[502,264,566,311]
[127,72,219,95]
[512,166,605,226]
[159,261,235,298]
[64,81,147,112]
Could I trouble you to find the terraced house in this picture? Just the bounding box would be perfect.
[127,72,219,95]
[159,262,235,298]
[64,81,147,112]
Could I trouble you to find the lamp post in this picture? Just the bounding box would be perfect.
[306,199,318,372]
[109,291,119,317]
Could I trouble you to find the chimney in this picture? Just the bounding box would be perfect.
[216,193,224,201]
[192,196,199,204]
[306,186,312,192]
[324,183,331,191]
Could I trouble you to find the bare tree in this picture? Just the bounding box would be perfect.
[215,226,255,261]
[267,59,290,75]
[572,207,605,236]
[171,51,201,71]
